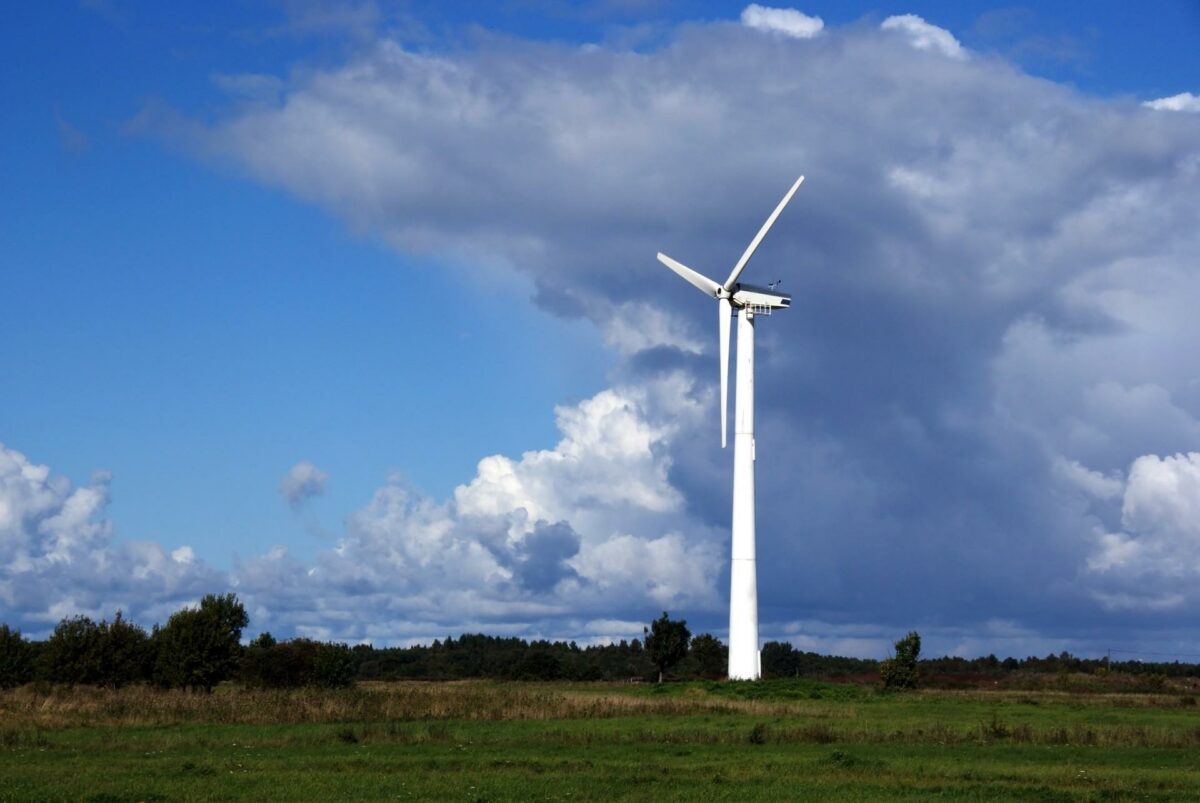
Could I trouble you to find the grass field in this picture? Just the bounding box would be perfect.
[4,678,1200,801]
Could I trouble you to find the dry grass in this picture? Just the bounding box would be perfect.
[5,680,1200,750]
[0,681,773,729]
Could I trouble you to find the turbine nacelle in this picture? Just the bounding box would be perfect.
[730,283,791,311]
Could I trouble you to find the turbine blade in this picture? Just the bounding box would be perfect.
[719,297,731,448]
[723,175,805,291]
[657,252,722,298]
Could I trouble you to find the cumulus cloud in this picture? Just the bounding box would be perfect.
[1085,453,1200,608]
[279,460,329,508]
[235,374,724,642]
[105,11,1200,652]
[1123,453,1200,541]
[880,14,966,59]
[1144,92,1200,113]
[454,385,687,521]
[0,443,219,636]
[740,4,823,39]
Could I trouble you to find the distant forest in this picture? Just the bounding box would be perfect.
[2,595,1197,690]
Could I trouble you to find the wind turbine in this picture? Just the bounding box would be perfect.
[656,175,804,680]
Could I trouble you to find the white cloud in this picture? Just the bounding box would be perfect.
[1122,453,1200,548]
[573,532,720,609]
[1144,92,1200,112]
[455,384,685,522]
[1053,458,1124,501]
[1084,453,1200,609]
[0,442,219,635]
[1087,530,1141,574]
[234,374,724,642]
[583,618,646,639]
[740,5,823,39]
[881,14,966,60]
[887,165,946,199]
[600,302,704,356]
[279,460,329,507]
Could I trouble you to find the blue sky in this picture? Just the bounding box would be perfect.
[2,1,1199,658]
[3,1,615,560]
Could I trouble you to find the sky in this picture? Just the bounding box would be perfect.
[2,1,1199,659]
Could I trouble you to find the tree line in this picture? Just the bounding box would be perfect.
[2,600,1196,690]
[0,594,253,691]
[0,602,714,689]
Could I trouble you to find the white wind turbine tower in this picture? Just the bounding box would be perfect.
[657,175,804,680]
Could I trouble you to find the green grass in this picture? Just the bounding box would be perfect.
[4,680,1200,801]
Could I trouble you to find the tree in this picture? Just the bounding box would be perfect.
[40,615,103,684]
[238,632,282,686]
[689,634,728,678]
[250,631,277,649]
[0,625,34,688]
[239,637,357,689]
[313,642,357,688]
[153,593,249,691]
[95,612,151,687]
[644,611,691,683]
[880,631,921,689]
[511,648,564,681]
[760,641,798,678]
[34,612,152,687]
